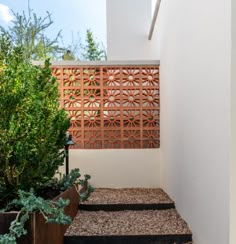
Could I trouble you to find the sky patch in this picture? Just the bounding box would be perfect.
[0,3,13,24]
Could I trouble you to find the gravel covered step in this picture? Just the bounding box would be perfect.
[64,209,192,244]
[79,188,175,211]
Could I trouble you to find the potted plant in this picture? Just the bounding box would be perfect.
[0,33,93,243]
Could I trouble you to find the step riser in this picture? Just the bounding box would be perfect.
[64,234,192,244]
[79,203,175,211]
[65,189,192,244]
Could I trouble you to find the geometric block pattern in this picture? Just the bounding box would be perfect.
[52,65,160,149]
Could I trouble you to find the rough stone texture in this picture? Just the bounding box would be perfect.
[65,188,192,243]
[81,188,174,205]
[65,209,191,236]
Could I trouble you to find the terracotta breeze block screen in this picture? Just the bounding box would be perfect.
[52,65,160,149]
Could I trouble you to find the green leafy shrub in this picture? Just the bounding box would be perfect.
[78,174,94,201]
[0,33,70,203]
[0,189,71,243]
[58,169,94,202]
[0,32,94,243]
[0,169,93,244]
[57,168,81,191]
[35,168,94,202]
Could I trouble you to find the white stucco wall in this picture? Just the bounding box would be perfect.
[106,0,160,60]
[230,0,236,243]
[159,0,231,243]
[59,149,160,188]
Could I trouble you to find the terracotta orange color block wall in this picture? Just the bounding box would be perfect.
[52,65,160,149]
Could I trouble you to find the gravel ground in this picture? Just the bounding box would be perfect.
[65,209,191,236]
[82,188,174,205]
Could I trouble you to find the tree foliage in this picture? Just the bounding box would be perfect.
[0,34,70,202]
[0,7,106,61]
[82,29,106,61]
[64,30,106,61]
[0,9,63,60]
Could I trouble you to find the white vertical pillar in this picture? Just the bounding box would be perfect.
[230,1,236,242]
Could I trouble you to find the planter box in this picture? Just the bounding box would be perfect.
[0,185,79,244]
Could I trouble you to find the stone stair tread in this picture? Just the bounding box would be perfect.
[65,188,192,243]
[65,209,192,237]
[81,188,174,205]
